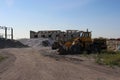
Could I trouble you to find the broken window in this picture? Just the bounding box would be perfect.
[48,35,51,38]
[34,35,38,38]
[71,35,73,37]
[41,35,45,38]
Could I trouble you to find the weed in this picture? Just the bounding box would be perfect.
[0,55,6,62]
[95,51,120,67]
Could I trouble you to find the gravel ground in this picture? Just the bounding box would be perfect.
[0,47,120,80]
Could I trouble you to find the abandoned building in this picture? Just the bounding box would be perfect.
[30,30,61,40]
[0,26,13,40]
[30,30,80,41]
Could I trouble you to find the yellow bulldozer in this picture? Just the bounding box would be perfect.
[52,30,107,55]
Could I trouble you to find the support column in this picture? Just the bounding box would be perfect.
[5,27,7,39]
[11,28,13,40]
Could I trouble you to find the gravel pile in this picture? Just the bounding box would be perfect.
[18,38,54,48]
[0,38,28,48]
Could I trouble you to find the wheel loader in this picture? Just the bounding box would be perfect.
[52,30,107,55]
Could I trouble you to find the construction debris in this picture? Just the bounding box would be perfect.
[18,38,54,47]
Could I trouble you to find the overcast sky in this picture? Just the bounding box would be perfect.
[0,0,120,39]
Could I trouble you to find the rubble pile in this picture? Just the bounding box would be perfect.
[0,38,28,48]
[18,38,54,47]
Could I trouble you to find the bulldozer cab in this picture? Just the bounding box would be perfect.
[79,29,92,42]
[80,29,91,38]
[72,30,92,50]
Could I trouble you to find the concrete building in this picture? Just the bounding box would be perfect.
[30,30,80,41]
[0,26,13,40]
[30,30,61,40]
[66,30,80,40]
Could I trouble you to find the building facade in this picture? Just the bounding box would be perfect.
[30,30,80,41]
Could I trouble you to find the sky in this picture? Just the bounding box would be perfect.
[0,0,120,39]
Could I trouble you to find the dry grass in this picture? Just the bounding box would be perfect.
[0,55,5,62]
[95,51,120,67]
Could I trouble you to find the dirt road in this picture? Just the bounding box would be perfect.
[0,48,120,80]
